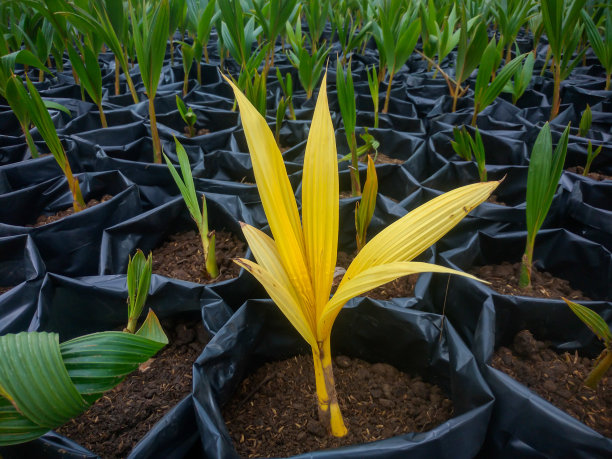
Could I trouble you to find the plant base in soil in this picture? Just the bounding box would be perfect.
[223,354,453,458]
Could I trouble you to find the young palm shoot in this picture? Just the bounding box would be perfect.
[540,0,586,120]
[520,122,570,288]
[336,58,360,196]
[164,138,219,279]
[563,298,612,389]
[6,74,85,212]
[276,68,296,120]
[366,65,379,128]
[0,275,166,446]
[176,95,197,138]
[130,0,170,163]
[178,40,198,97]
[502,48,535,105]
[472,38,527,125]
[578,104,592,138]
[225,73,499,437]
[185,0,219,82]
[451,126,487,182]
[355,155,378,252]
[492,0,534,63]
[581,8,612,90]
[275,96,289,147]
[583,141,603,176]
[125,249,153,334]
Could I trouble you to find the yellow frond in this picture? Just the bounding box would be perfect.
[224,75,315,312]
[339,180,499,289]
[301,73,339,318]
[318,262,484,339]
[233,258,317,348]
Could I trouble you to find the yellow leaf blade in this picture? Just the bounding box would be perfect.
[318,262,484,339]
[302,73,339,319]
[340,180,499,288]
[233,258,317,348]
[239,223,306,321]
[223,75,315,313]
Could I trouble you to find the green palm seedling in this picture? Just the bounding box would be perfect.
[285,17,330,99]
[130,0,170,163]
[579,104,592,138]
[276,68,296,120]
[336,57,360,196]
[178,39,199,96]
[366,65,379,128]
[371,0,421,114]
[492,0,534,63]
[184,0,218,84]
[63,0,139,103]
[472,38,528,125]
[419,0,460,74]
[563,298,612,389]
[502,48,535,105]
[6,73,85,212]
[451,125,487,182]
[451,10,488,112]
[520,122,570,288]
[355,155,378,252]
[164,138,219,279]
[540,0,586,120]
[66,38,107,127]
[583,141,603,176]
[252,0,298,73]
[331,0,372,65]
[0,251,167,446]
[304,0,331,53]
[217,0,261,70]
[168,0,187,66]
[0,50,51,158]
[224,72,499,437]
[581,8,612,90]
[176,95,197,137]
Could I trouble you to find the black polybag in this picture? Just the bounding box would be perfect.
[0,271,234,459]
[0,171,144,276]
[185,298,494,458]
[428,228,612,458]
[562,179,612,251]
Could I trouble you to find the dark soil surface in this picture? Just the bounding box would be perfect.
[333,251,417,300]
[492,330,611,437]
[360,152,404,165]
[486,194,507,206]
[0,286,13,295]
[152,230,245,284]
[30,195,112,226]
[470,262,589,300]
[567,166,612,181]
[223,354,453,458]
[183,126,211,137]
[58,319,210,458]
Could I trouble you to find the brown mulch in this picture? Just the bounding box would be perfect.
[58,319,210,459]
[333,251,417,300]
[0,286,13,295]
[470,262,589,300]
[29,195,113,227]
[152,230,245,284]
[492,329,611,437]
[223,354,453,458]
[567,166,612,182]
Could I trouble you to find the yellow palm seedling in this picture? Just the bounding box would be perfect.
[225,73,499,437]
